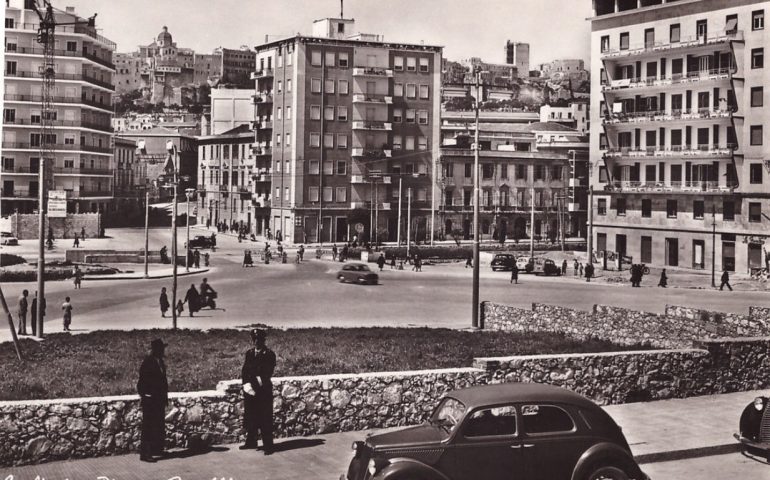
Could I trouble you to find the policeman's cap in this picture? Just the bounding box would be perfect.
[150,338,168,349]
[250,328,267,341]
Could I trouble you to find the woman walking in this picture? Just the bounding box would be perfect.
[658,269,668,288]
[159,287,170,317]
[61,296,73,332]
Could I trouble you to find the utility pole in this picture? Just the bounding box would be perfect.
[588,184,594,265]
[711,204,716,287]
[529,187,535,259]
[472,67,481,329]
[369,178,374,243]
[144,188,149,279]
[397,176,403,246]
[0,287,23,360]
[407,187,412,258]
[375,182,379,245]
[166,141,179,330]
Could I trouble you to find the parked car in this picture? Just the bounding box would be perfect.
[343,383,648,480]
[516,255,532,272]
[0,232,19,246]
[337,262,378,285]
[525,257,562,276]
[734,393,770,461]
[185,235,214,249]
[490,253,516,271]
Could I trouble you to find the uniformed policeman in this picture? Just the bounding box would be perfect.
[137,338,169,462]
[240,328,277,454]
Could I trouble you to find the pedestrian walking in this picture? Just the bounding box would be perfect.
[194,250,201,269]
[17,290,28,335]
[30,292,45,336]
[159,287,170,317]
[298,245,305,262]
[561,259,568,277]
[80,227,86,241]
[73,234,80,248]
[61,296,73,332]
[377,253,386,272]
[160,246,169,264]
[658,269,668,288]
[579,263,584,277]
[243,250,254,267]
[332,244,338,261]
[510,264,519,284]
[720,270,733,291]
[240,328,276,455]
[390,255,396,269]
[465,252,473,268]
[203,252,210,267]
[585,263,594,282]
[415,255,422,272]
[137,338,169,463]
[175,300,184,317]
[573,259,579,277]
[184,284,200,317]
[73,265,83,289]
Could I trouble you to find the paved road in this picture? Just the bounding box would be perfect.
[644,451,769,479]
[1,228,769,337]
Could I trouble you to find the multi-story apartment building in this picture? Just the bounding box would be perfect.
[2,1,116,216]
[197,125,270,233]
[540,102,591,134]
[440,122,588,241]
[220,47,257,88]
[253,17,442,244]
[591,0,770,272]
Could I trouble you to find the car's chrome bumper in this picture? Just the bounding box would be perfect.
[734,433,770,451]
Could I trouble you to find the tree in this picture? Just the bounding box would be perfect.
[444,94,475,111]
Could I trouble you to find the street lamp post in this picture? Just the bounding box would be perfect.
[407,187,412,258]
[711,205,716,287]
[185,188,195,272]
[471,66,481,329]
[166,141,179,330]
[397,176,403,246]
[144,186,149,279]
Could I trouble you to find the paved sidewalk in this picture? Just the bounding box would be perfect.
[2,390,761,480]
[84,266,209,280]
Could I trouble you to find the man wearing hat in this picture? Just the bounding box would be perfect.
[240,328,276,454]
[137,338,169,462]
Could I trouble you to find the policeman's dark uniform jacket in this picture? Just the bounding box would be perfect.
[241,329,277,452]
[137,339,169,461]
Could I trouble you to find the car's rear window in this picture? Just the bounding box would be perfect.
[521,405,575,434]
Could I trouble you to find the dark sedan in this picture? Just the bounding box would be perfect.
[734,393,770,461]
[491,253,516,271]
[343,383,647,480]
[185,235,214,249]
[337,262,379,285]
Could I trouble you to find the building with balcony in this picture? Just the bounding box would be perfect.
[2,1,115,216]
[197,125,267,232]
[590,0,770,272]
[253,17,442,244]
[440,121,588,241]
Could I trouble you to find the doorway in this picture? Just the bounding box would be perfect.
[693,240,705,269]
[336,217,347,242]
[749,243,762,269]
[665,238,679,266]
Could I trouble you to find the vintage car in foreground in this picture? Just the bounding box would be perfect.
[490,253,516,271]
[343,383,648,480]
[734,393,770,460]
[337,262,379,285]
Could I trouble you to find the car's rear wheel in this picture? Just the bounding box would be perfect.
[586,466,629,480]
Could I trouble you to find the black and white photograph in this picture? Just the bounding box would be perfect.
[1,0,770,478]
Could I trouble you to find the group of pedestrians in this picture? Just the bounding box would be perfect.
[158,278,219,318]
[137,328,276,462]
[17,289,73,334]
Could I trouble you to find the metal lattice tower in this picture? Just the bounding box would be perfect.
[38,3,56,194]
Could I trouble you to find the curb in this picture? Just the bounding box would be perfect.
[634,443,741,464]
[84,268,210,281]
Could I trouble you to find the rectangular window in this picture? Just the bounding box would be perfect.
[418,110,428,125]
[277,107,283,121]
[393,135,402,150]
[324,133,334,148]
[336,187,347,202]
[670,23,680,43]
[308,186,319,202]
[418,136,427,151]
[754,10,765,31]
[337,106,348,122]
[336,161,347,175]
[394,56,404,71]
[619,32,629,50]
[338,52,349,67]
[723,200,735,221]
[394,83,404,97]
[337,134,348,149]
[309,132,321,147]
[752,48,764,69]
[419,57,429,72]
[308,160,320,175]
[406,84,417,99]
[667,199,677,218]
[600,35,610,53]
[285,133,291,147]
[322,160,334,175]
[393,108,403,123]
[406,57,416,71]
[3,109,15,122]
[642,199,652,218]
[275,135,281,148]
[325,79,335,93]
[338,79,349,94]
[310,105,321,120]
[311,78,321,93]
[323,187,333,202]
[324,106,334,121]
[5,18,14,28]
[276,187,281,199]
[752,87,764,107]
[751,125,763,145]
[277,80,282,93]
[406,109,416,123]
[405,136,415,150]
[616,198,626,216]
[597,199,607,216]
[66,41,77,52]
[750,163,763,183]
[325,51,335,67]
[419,85,429,99]
[286,79,292,93]
[311,50,322,66]
[5,61,16,75]
[696,19,707,39]
[694,200,704,219]
[750,202,762,222]
[286,106,292,119]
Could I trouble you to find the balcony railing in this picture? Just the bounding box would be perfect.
[77,190,113,197]
[4,69,114,90]
[601,30,741,59]
[2,117,113,132]
[603,108,732,125]
[605,144,737,158]
[352,93,393,104]
[6,23,117,49]
[1,142,112,154]
[352,121,392,131]
[5,45,116,70]
[1,165,38,174]
[54,167,113,175]
[1,188,37,198]
[602,67,733,92]
[251,69,274,80]
[605,181,737,194]
[352,67,394,77]
[351,147,392,158]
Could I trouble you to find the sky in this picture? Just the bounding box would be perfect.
[50,0,593,66]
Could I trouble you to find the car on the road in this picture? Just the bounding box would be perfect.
[490,253,516,271]
[0,232,19,246]
[337,262,378,285]
[343,383,648,480]
[185,235,214,249]
[734,393,770,460]
[516,255,532,272]
[525,257,562,276]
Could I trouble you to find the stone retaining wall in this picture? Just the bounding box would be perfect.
[3,337,770,467]
[483,301,770,348]
[10,213,101,240]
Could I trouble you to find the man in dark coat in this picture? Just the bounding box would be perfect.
[240,329,277,454]
[30,292,45,336]
[184,284,200,316]
[376,253,386,271]
[137,339,169,462]
[720,270,733,291]
[585,263,594,282]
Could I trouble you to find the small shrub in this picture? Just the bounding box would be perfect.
[0,270,72,282]
[0,253,26,267]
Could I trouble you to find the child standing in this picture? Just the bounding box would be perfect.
[159,287,170,317]
[62,296,73,332]
[176,300,185,317]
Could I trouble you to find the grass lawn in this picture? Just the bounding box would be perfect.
[0,328,652,401]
